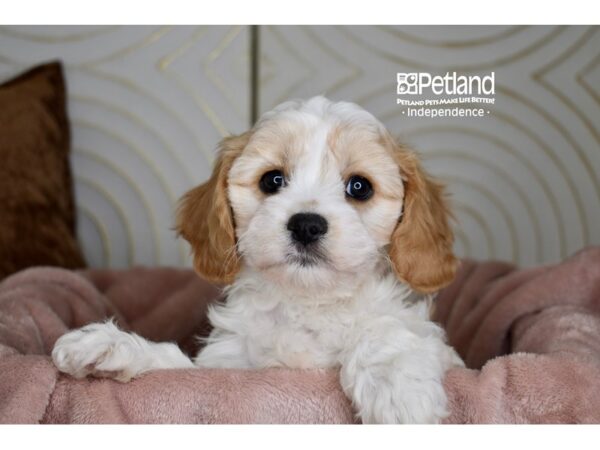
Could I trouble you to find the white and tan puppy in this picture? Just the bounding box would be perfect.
[53,96,463,424]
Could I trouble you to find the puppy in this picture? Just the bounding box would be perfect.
[52,96,463,423]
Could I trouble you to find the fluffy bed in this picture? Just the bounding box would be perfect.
[2,248,600,423]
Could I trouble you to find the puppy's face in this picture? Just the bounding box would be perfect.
[227,107,404,292]
[177,97,457,294]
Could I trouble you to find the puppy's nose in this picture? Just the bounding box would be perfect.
[287,213,328,245]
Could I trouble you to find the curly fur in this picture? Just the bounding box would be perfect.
[53,96,463,424]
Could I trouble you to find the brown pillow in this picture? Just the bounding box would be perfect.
[0,62,85,279]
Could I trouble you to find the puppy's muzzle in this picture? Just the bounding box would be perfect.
[287,213,328,246]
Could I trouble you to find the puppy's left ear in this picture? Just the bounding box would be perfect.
[176,132,249,284]
[388,143,458,294]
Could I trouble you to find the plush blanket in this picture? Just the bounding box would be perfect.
[1,248,600,423]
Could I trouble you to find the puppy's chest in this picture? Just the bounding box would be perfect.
[245,302,356,369]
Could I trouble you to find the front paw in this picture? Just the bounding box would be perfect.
[340,338,461,424]
[52,321,142,382]
[342,369,449,424]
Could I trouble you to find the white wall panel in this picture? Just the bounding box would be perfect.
[259,26,600,266]
[0,25,250,267]
[1,26,598,268]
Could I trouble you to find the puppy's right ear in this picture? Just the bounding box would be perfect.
[176,132,250,284]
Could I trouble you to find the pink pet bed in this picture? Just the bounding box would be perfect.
[2,248,600,423]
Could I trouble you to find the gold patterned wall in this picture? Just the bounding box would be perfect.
[259,26,600,266]
[1,26,598,268]
[0,25,250,267]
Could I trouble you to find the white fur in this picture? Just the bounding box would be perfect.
[52,320,194,382]
[52,96,463,424]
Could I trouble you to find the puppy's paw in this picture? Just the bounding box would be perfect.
[341,331,460,423]
[350,372,449,424]
[52,321,146,382]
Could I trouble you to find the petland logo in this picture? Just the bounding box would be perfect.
[396,72,496,118]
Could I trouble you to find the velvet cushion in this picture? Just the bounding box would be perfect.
[0,61,85,279]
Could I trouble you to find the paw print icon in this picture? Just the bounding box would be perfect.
[397,73,419,95]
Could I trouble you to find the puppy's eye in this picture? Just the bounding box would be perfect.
[259,170,287,194]
[345,175,373,201]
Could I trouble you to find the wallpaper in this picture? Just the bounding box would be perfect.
[0,25,250,267]
[1,25,598,267]
[260,26,600,265]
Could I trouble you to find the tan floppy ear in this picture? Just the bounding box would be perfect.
[388,144,458,294]
[176,132,250,284]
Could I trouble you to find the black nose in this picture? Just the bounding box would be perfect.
[287,213,328,245]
